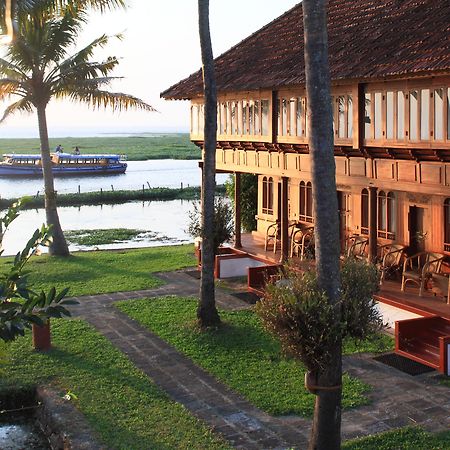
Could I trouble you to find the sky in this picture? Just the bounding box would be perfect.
[0,0,299,138]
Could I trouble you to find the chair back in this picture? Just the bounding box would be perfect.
[425,252,445,274]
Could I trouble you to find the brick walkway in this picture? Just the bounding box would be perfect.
[68,270,450,449]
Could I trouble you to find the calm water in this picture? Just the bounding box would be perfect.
[2,200,196,256]
[0,159,230,255]
[0,159,228,198]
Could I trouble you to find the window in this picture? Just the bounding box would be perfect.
[409,90,418,140]
[262,177,274,215]
[374,92,383,139]
[261,100,269,136]
[191,104,199,135]
[299,181,313,223]
[445,198,450,252]
[347,95,353,138]
[377,191,395,239]
[338,96,345,138]
[386,91,394,139]
[397,91,405,139]
[361,188,369,235]
[364,93,372,139]
[296,97,304,136]
[420,89,430,140]
[434,88,444,140]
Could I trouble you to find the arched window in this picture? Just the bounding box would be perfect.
[299,181,314,223]
[262,177,273,215]
[445,198,450,252]
[361,189,369,235]
[377,191,395,239]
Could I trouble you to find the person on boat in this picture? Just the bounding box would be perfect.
[55,144,63,153]
[74,146,80,155]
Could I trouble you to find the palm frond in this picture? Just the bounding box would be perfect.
[0,97,33,122]
[0,78,25,98]
[0,57,27,78]
[66,89,156,113]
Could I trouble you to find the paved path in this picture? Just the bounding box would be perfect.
[68,270,450,449]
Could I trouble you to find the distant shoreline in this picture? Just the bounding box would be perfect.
[0,134,201,161]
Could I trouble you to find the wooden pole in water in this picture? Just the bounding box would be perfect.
[78,185,81,194]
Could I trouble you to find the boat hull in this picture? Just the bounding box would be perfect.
[0,164,127,177]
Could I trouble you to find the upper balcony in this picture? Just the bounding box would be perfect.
[190,77,450,162]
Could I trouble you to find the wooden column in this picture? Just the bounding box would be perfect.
[280,176,289,262]
[368,186,378,261]
[234,172,242,248]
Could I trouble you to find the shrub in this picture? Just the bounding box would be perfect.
[255,259,383,373]
[187,197,234,253]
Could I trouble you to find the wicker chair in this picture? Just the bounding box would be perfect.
[377,244,406,284]
[346,235,369,260]
[431,273,450,302]
[290,226,314,259]
[401,252,445,296]
[264,222,279,253]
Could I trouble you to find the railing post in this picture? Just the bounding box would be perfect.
[280,176,289,263]
[368,186,378,261]
[234,172,242,248]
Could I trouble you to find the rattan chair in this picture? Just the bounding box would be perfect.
[401,252,445,296]
[264,222,279,253]
[377,244,406,284]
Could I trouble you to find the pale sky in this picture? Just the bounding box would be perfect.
[0,0,299,138]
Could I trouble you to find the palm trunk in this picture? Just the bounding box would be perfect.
[36,103,70,257]
[302,1,342,449]
[197,0,220,327]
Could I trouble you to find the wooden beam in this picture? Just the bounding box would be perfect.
[368,186,378,261]
[280,176,289,263]
[234,172,242,248]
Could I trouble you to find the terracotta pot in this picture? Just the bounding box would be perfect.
[32,321,51,351]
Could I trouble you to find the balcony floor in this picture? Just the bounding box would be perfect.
[235,233,450,319]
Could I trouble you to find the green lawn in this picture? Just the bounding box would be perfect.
[117,296,393,417]
[0,245,196,297]
[0,134,201,161]
[343,426,450,450]
[0,319,230,450]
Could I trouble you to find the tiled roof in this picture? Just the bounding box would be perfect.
[161,0,450,100]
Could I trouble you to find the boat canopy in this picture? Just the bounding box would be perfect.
[3,154,41,160]
[55,153,122,159]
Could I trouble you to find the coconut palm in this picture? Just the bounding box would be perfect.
[0,2,154,255]
[197,0,220,327]
[302,0,342,448]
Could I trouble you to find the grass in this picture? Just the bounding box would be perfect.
[0,245,196,297]
[0,319,230,450]
[0,185,226,210]
[343,426,450,449]
[65,228,146,246]
[0,134,201,161]
[116,296,394,417]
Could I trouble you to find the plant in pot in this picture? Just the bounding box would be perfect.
[188,197,234,262]
[0,199,75,349]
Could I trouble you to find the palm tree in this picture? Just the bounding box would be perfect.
[197,0,220,327]
[302,1,342,449]
[0,2,154,255]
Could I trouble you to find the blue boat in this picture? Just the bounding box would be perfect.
[0,153,127,177]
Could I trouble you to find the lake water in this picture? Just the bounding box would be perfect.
[0,159,229,198]
[0,159,230,255]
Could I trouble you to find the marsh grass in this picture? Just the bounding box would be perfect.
[0,134,200,161]
[65,228,146,246]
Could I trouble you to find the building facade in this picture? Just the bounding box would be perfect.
[162,0,450,263]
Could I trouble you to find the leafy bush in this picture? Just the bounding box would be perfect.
[255,259,383,373]
[0,200,74,342]
[225,174,258,232]
[187,197,234,253]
